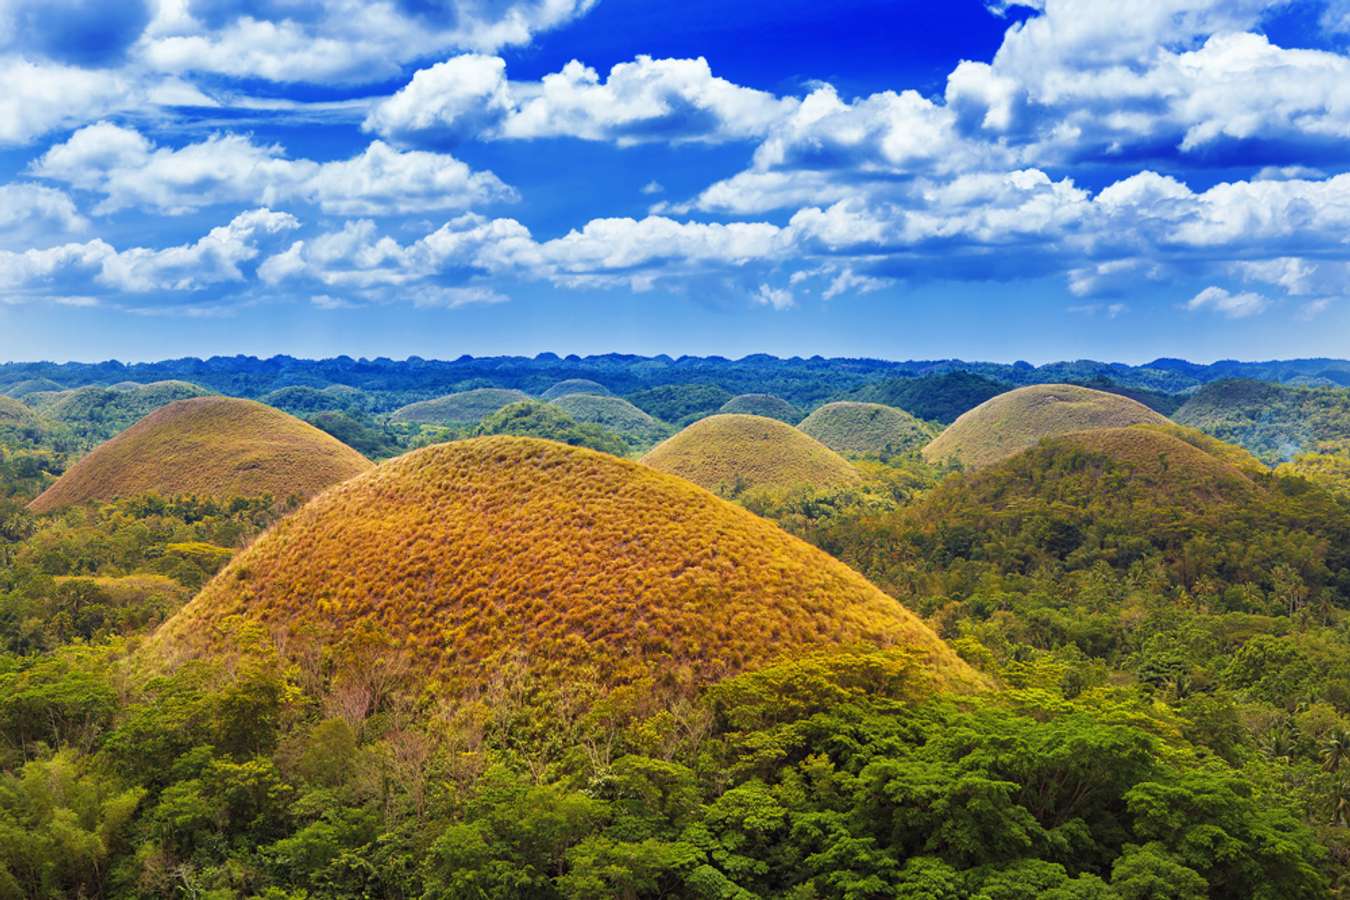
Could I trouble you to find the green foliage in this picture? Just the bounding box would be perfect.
[718,394,802,424]
[850,371,1010,423]
[1176,379,1350,463]
[305,410,403,459]
[627,383,734,426]
[475,401,630,456]
[391,388,532,425]
[24,381,210,449]
[548,394,672,452]
[540,379,612,401]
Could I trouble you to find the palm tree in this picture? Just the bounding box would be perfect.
[1323,728,1350,773]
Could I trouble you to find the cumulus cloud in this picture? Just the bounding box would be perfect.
[0,57,141,146]
[1186,285,1271,318]
[0,184,88,248]
[33,123,516,215]
[366,54,796,147]
[141,0,597,84]
[0,208,297,300]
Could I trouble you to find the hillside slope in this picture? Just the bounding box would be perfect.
[144,437,982,694]
[923,384,1169,469]
[30,397,372,512]
[1174,378,1350,462]
[390,388,531,425]
[540,379,611,400]
[642,414,861,493]
[551,393,671,449]
[718,393,801,423]
[798,401,933,456]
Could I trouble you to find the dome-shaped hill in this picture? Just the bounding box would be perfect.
[29,397,372,513]
[551,393,671,448]
[641,414,861,493]
[923,384,1169,469]
[391,388,531,425]
[2,378,63,398]
[143,437,983,695]
[798,402,933,456]
[540,379,611,400]
[719,393,801,423]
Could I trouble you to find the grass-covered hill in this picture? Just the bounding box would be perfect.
[540,379,611,400]
[718,393,801,423]
[0,395,43,431]
[626,382,733,425]
[849,371,1010,423]
[1174,378,1350,463]
[550,393,672,450]
[798,401,934,456]
[390,388,530,425]
[1,377,63,398]
[923,384,1170,469]
[25,381,212,447]
[144,436,982,694]
[642,414,861,494]
[29,397,373,513]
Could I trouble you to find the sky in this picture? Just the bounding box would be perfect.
[1,0,1350,364]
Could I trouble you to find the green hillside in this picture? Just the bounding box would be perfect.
[550,393,672,450]
[390,388,531,425]
[626,382,733,425]
[540,379,612,400]
[850,371,1009,423]
[797,401,934,456]
[26,381,212,447]
[1175,378,1350,462]
[474,400,629,455]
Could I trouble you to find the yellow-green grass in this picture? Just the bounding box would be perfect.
[923,384,1170,469]
[29,397,372,513]
[540,379,611,400]
[143,436,984,696]
[1278,450,1350,501]
[642,414,863,494]
[1047,426,1260,501]
[1135,422,1268,475]
[29,380,210,424]
[2,378,63,398]
[550,393,672,447]
[718,393,801,423]
[53,574,192,607]
[798,401,934,456]
[0,395,42,429]
[390,388,531,425]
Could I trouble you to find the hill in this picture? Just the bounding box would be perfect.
[0,395,48,447]
[550,393,672,450]
[143,437,982,694]
[1174,378,1350,462]
[626,383,733,425]
[797,401,933,456]
[29,397,372,513]
[2,378,63,398]
[718,393,801,423]
[923,384,1170,469]
[642,414,861,494]
[390,388,530,425]
[475,401,629,456]
[262,384,372,417]
[850,371,1009,423]
[540,379,611,400]
[26,381,212,446]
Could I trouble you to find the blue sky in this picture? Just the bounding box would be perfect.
[1,0,1349,363]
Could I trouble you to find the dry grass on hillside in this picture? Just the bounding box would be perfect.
[642,414,862,494]
[0,395,41,429]
[30,397,372,513]
[144,436,983,696]
[390,388,531,424]
[798,401,934,456]
[1049,426,1260,502]
[540,379,611,400]
[923,384,1169,469]
[718,393,801,423]
[1135,423,1268,475]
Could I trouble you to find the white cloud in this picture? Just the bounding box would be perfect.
[0,56,137,145]
[1186,285,1270,318]
[140,0,598,85]
[0,184,88,247]
[753,284,794,310]
[33,124,515,215]
[1297,297,1335,320]
[367,54,796,147]
[0,208,297,299]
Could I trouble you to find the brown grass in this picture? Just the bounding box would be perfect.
[923,384,1169,469]
[641,414,862,493]
[797,401,934,456]
[143,436,983,696]
[29,397,372,513]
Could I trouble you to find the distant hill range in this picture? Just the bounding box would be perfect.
[3,354,1349,418]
